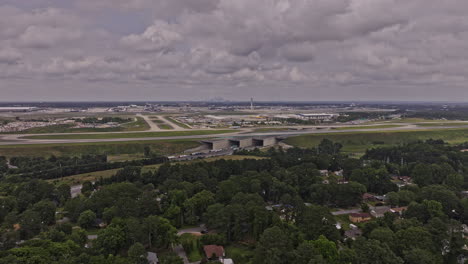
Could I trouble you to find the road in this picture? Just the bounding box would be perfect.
[1,123,468,146]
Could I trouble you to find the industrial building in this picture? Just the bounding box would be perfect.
[297,113,338,121]
[0,107,39,112]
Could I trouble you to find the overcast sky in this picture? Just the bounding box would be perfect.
[1,0,468,102]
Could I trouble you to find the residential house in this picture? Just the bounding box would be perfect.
[370,206,392,218]
[349,213,372,223]
[362,193,376,202]
[147,252,159,264]
[85,235,98,248]
[319,170,329,177]
[390,207,408,216]
[344,224,362,241]
[204,245,225,260]
[333,170,344,177]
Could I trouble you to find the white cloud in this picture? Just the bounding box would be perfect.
[19,26,82,49]
[3,0,468,100]
[121,21,182,53]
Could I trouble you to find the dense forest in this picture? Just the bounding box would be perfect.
[0,139,467,263]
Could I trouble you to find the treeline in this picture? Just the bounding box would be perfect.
[404,109,468,120]
[364,139,468,189]
[336,111,395,122]
[74,117,132,124]
[1,139,468,263]
[4,155,168,180]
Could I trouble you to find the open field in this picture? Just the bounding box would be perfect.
[363,118,450,125]
[12,117,150,134]
[0,139,200,158]
[285,128,468,154]
[332,124,404,130]
[48,155,266,186]
[158,124,174,130]
[417,122,468,127]
[164,116,191,129]
[152,119,164,124]
[22,130,236,140]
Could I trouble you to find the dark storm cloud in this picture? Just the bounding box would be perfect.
[1,0,468,101]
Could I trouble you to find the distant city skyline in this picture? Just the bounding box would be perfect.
[1,0,468,101]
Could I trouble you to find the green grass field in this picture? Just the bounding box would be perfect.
[384,118,445,123]
[285,128,468,154]
[158,124,174,130]
[164,116,191,129]
[416,122,468,127]
[332,125,404,130]
[0,139,200,158]
[13,117,150,134]
[22,130,236,140]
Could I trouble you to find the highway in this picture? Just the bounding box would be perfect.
[1,123,468,146]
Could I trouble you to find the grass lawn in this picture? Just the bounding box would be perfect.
[384,118,447,123]
[225,244,255,264]
[164,116,191,129]
[22,130,236,140]
[332,125,403,130]
[253,127,290,133]
[0,139,200,158]
[416,122,468,127]
[49,168,121,186]
[158,124,174,130]
[285,128,468,154]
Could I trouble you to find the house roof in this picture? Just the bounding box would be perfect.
[390,207,408,213]
[371,206,392,216]
[222,259,234,264]
[349,213,371,218]
[362,193,375,199]
[204,245,225,258]
[345,228,362,238]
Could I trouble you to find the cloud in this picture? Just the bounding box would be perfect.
[19,26,82,49]
[120,21,182,53]
[280,42,316,62]
[3,0,468,101]
[0,48,22,64]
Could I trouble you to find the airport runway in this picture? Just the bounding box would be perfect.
[1,124,467,146]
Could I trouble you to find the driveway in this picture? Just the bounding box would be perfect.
[174,244,200,264]
[177,226,204,236]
